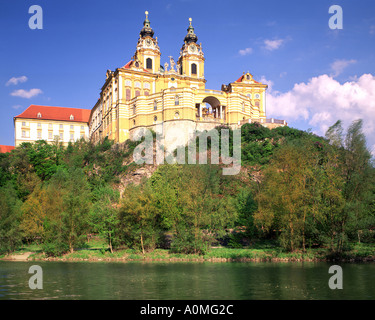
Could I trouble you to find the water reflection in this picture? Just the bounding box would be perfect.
[0,261,374,300]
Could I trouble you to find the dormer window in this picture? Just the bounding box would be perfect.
[70,114,74,120]
[37,112,42,118]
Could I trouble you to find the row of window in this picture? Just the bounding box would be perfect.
[21,122,85,130]
[21,130,85,140]
[131,96,180,115]
[246,93,261,99]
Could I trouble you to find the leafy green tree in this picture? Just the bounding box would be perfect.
[118,183,162,254]
[43,167,91,255]
[254,139,322,251]
[90,186,120,253]
[0,183,22,254]
[150,164,237,254]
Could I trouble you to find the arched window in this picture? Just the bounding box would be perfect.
[70,114,74,120]
[133,104,136,115]
[146,58,153,70]
[135,90,140,97]
[191,63,197,75]
[175,95,179,106]
[153,100,157,110]
[246,74,250,80]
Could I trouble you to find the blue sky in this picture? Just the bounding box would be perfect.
[1,0,375,152]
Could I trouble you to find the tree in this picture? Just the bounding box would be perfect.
[43,167,91,255]
[0,183,22,254]
[254,139,322,251]
[118,183,162,254]
[150,164,237,254]
[90,186,120,253]
[325,119,375,251]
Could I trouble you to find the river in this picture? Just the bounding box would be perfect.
[0,261,374,300]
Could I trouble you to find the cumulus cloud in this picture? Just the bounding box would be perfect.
[6,76,28,86]
[330,59,357,77]
[265,73,375,151]
[10,88,43,99]
[263,39,284,51]
[239,47,253,56]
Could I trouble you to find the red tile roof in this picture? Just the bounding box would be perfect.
[235,75,260,84]
[15,105,91,123]
[122,60,150,72]
[0,145,14,153]
[236,75,244,82]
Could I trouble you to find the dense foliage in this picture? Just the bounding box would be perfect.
[0,120,374,257]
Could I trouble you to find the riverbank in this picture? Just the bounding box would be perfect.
[1,241,374,263]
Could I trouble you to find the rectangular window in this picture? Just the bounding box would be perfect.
[48,132,53,139]
[70,125,74,130]
[37,131,42,139]
[59,133,63,140]
[70,133,74,141]
[38,123,41,128]
[22,130,26,138]
[59,124,63,130]
[22,122,26,127]
[126,89,131,101]
[49,123,52,129]
[81,125,84,130]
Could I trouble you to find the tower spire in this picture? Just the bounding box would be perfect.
[184,17,198,43]
[140,10,154,38]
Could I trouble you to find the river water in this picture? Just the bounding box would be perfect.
[0,261,374,300]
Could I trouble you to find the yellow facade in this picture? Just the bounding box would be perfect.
[89,12,282,145]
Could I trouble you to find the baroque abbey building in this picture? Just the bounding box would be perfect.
[89,12,286,148]
[13,12,286,149]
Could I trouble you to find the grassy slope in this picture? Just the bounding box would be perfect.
[4,237,374,262]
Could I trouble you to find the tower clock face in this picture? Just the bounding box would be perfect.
[189,45,196,53]
[145,39,152,47]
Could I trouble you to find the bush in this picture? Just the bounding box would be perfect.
[42,242,69,257]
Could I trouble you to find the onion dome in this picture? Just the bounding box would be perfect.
[140,11,154,38]
[184,18,198,44]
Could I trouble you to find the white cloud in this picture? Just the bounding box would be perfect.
[239,47,253,56]
[258,76,274,92]
[263,39,284,51]
[6,76,28,86]
[10,88,43,99]
[265,73,375,150]
[330,59,357,77]
[12,105,23,110]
